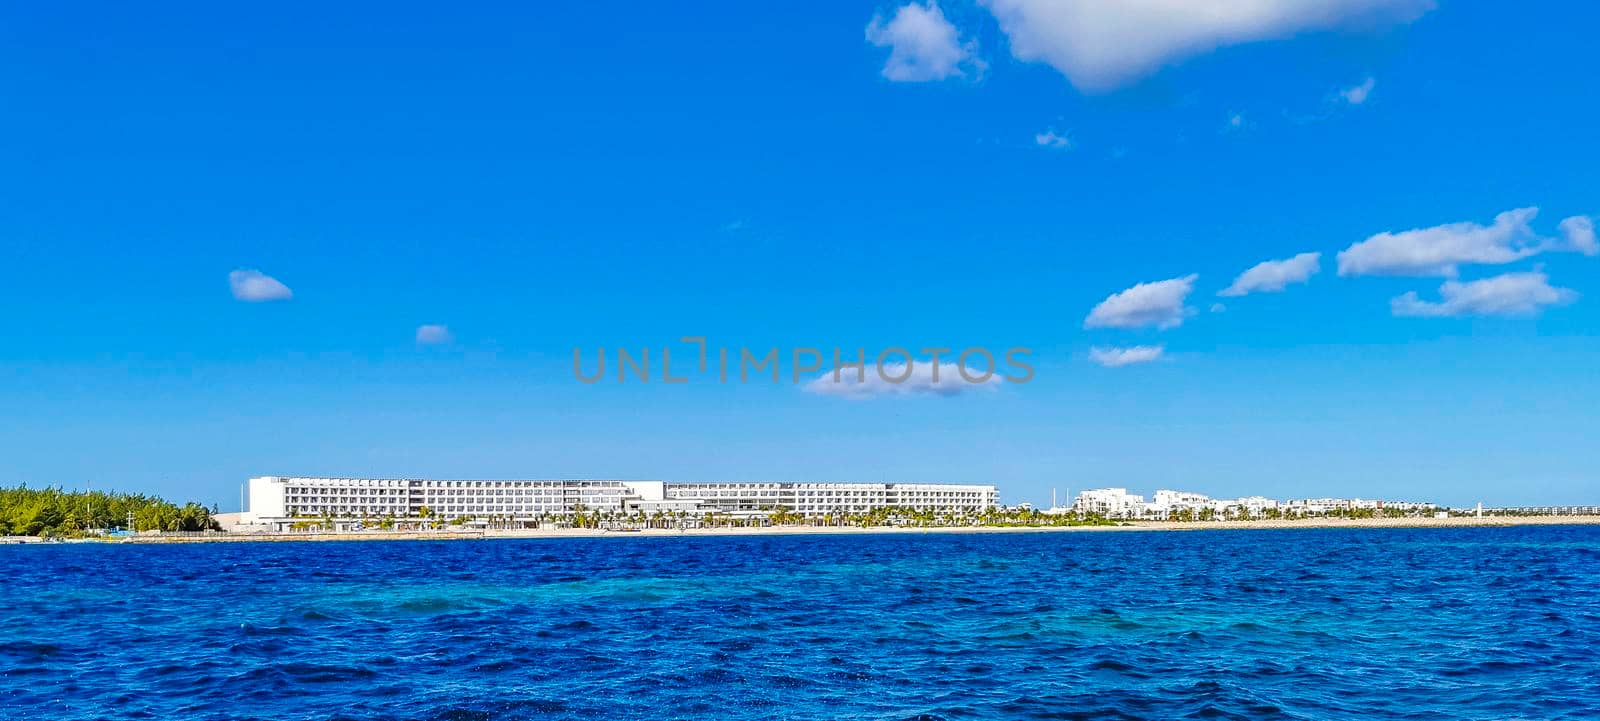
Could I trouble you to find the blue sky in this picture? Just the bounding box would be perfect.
[3,1,1597,508]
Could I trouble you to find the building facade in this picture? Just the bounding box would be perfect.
[663,482,997,516]
[241,476,999,531]
[1073,487,1430,520]
[1072,488,1147,518]
[1282,498,1437,515]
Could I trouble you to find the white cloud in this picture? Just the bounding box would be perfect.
[1084,274,1198,330]
[1559,215,1597,256]
[1224,111,1249,131]
[1089,345,1165,368]
[415,324,454,345]
[229,269,292,302]
[1219,251,1322,296]
[805,360,1002,400]
[978,0,1433,91]
[1390,271,1577,318]
[866,3,979,82]
[1035,129,1071,149]
[1337,208,1544,277]
[1340,76,1376,104]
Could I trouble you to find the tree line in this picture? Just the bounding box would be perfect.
[0,485,219,536]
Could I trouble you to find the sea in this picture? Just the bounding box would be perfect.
[4,526,1599,720]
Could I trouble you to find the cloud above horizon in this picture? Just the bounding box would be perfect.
[1089,345,1165,368]
[1035,129,1071,149]
[1559,215,1598,256]
[866,2,980,82]
[1339,76,1376,104]
[1338,208,1544,277]
[229,269,293,302]
[977,0,1432,91]
[1391,271,1578,318]
[1084,274,1197,329]
[415,324,454,345]
[804,360,1002,400]
[1219,252,1321,297]
[1338,208,1599,277]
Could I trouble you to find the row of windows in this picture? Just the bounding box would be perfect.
[419,489,619,497]
[281,479,992,494]
[416,481,626,489]
[666,491,988,500]
[433,505,577,513]
[288,497,407,505]
[287,492,624,502]
[720,506,992,516]
[290,504,985,516]
[288,507,405,515]
[289,503,617,514]
[667,484,993,491]
[281,479,409,488]
[283,480,630,491]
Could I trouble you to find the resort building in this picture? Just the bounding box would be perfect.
[1282,498,1437,515]
[1072,488,1148,518]
[1149,491,1281,519]
[1152,490,1212,510]
[1227,496,1281,516]
[663,482,996,517]
[1074,487,1418,519]
[239,476,999,531]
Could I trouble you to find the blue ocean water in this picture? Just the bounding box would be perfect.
[4,527,1599,721]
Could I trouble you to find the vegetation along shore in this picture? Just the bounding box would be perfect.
[0,485,219,537]
[4,483,1596,544]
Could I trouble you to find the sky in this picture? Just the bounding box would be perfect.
[2,1,1597,509]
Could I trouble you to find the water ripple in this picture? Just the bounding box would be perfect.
[3,527,1599,720]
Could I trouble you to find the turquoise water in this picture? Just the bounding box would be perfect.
[4,527,1599,720]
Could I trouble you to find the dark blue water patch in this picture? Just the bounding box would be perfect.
[3,527,1600,720]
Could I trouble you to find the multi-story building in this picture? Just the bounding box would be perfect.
[1072,488,1148,519]
[1379,501,1438,512]
[1069,488,1436,520]
[240,476,998,531]
[1153,490,1210,509]
[664,482,996,517]
[1281,498,1436,515]
[1224,496,1280,517]
[1149,490,1211,517]
[249,476,642,524]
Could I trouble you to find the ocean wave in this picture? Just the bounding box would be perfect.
[3,527,1599,720]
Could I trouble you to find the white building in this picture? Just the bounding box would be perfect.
[1224,496,1280,517]
[664,482,996,517]
[1149,490,1211,517]
[1064,486,1436,521]
[1145,491,1282,519]
[1153,490,1210,509]
[241,476,998,531]
[1284,498,1342,515]
[1282,497,1437,515]
[1381,500,1438,512]
[1286,497,1384,515]
[1073,488,1147,519]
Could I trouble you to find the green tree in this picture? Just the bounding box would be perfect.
[0,485,219,537]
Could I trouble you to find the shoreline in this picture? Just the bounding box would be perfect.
[9,514,1598,544]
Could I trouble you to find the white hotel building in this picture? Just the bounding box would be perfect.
[1073,487,1432,519]
[240,476,999,531]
